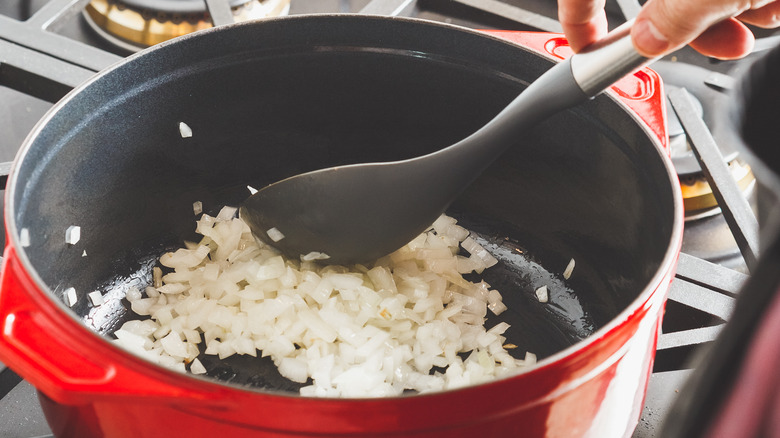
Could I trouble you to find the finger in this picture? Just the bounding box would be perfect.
[689,18,756,59]
[558,0,608,52]
[560,10,608,52]
[630,0,747,57]
[738,1,780,28]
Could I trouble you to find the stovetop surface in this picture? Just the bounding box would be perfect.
[0,0,768,437]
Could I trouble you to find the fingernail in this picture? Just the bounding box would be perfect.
[632,18,670,56]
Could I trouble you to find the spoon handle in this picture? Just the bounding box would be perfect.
[568,19,651,96]
[402,19,657,224]
[442,19,652,170]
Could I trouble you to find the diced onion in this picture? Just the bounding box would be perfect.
[65,225,80,245]
[190,358,207,375]
[216,206,238,221]
[302,251,330,261]
[563,258,576,280]
[487,301,507,315]
[193,201,203,215]
[115,212,534,396]
[125,286,142,302]
[266,227,285,242]
[88,290,104,306]
[179,122,193,138]
[153,267,163,288]
[19,228,30,248]
[64,287,77,307]
[247,185,258,195]
[535,285,549,303]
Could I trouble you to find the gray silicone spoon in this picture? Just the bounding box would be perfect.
[241,20,651,264]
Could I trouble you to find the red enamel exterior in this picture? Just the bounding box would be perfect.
[0,29,679,438]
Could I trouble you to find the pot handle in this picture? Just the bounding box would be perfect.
[0,245,227,406]
[481,29,669,153]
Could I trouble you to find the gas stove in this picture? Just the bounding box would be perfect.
[0,0,769,436]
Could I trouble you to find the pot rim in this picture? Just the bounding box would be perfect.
[4,13,684,401]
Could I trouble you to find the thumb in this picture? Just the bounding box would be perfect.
[630,0,743,57]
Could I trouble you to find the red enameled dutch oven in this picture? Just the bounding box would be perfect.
[0,15,682,438]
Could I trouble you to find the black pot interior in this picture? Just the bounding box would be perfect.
[11,15,676,392]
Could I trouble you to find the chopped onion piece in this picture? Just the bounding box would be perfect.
[161,332,189,358]
[278,357,309,383]
[153,267,163,288]
[64,287,77,307]
[82,250,87,257]
[461,237,498,268]
[19,228,30,248]
[125,286,143,302]
[488,300,507,315]
[216,206,238,221]
[487,322,510,336]
[193,201,203,215]
[247,185,258,195]
[266,227,285,242]
[301,251,330,261]
[203,263,220,281]
[190,358,207,375]
[88,290,104,306]
[179,121,193,138]
[65,225,81,245]
[563,258,576,280]
[535,285,549,303]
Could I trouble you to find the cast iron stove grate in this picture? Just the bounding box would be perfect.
[0,0,764,436]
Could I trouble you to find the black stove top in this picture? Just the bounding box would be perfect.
[0,0,768,437]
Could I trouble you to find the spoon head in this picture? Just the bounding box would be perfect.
[241,164,447,265]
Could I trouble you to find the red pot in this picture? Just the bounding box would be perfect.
[0,15,682,437]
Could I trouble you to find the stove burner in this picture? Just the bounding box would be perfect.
[680,159,755,215]
[83,0,291,52]
[652,61,756,220]
[649,61,758,271]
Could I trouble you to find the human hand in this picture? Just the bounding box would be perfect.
[557,0,780,59]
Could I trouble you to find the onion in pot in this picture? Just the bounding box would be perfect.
[113,210,532,397]
[19,228,30,248]
[65,225,80,245]
[178,122,193,138]
[563,258,576,280]
[64,287,77,307]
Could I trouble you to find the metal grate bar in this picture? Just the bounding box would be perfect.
[204,0,235,27]
[0,40,94,101]
[675,252,749,297]
[657,325,724,351]
[0,161,12,189]
[670,88,760,271]
[0,15,121,74]
[666,279,736,321]
[451,0,562,33]
[704,71,736,91]
[26,0,89,31]
[360,0,416,16]
[0,363,23,400]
